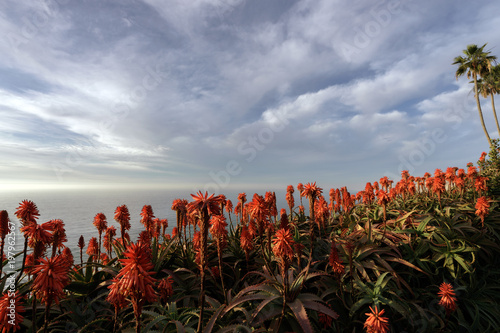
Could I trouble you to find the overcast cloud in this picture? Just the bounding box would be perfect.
[1,0,499,192]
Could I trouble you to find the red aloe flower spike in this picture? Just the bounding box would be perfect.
[364,306,389,333]
[0,210,9,240]
[314,195,329,233]
[20,221,53,265]
[15,200,40,226]
[107,242,157,333]
[86,237,99,260]
[187,191,223,332]
[279,209,289,232]
[329,241,345,276]
[0,290,25,332]
[297,183,304,206]
[286,185,295,216]
[247,194,270,240]
[301,182,323,258]
[0,210,10,276]
[363,182,375,205]
[159,218,168,237]
[272,228,295,269]
[32,254,71,331]
[475,176,488,194]
[78,235,85,267]
[475,196,490,226]
[438,282,457,316]
[225,199,233,213]
[172,198,188,243]
[14,200,41,285]
[377,190,390,221]
[93,213,107,260]
[158,276,174,303]
[138,230,152,244]
[47,219,67,258]
[318,304,334,329]
[62,246,74,269]
[104,226,117,257]
[140,205,155,235]
[210,214,228,300]
[240,225,253,264]
[265,191,277,222]
[114,205,131,247]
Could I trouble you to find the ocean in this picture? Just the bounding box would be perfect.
[0,187,290,261]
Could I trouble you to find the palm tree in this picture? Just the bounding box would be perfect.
[453,44,497,146]
[477,65,500,136]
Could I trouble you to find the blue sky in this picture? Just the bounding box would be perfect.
[1,0,499,193]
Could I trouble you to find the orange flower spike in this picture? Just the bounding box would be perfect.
[479,151,487,162]
[93,213,107,234]
[158,276,174,302]
[32,254,71,306]
[467,165,478,180]
[20,221,53,249]
[445,167,456,181]
[15,200,40,225]
[62,247,74,268]
[47,219,66,258]
[475,176,488,193]
[438,282,457,315]
[115,242,157,302]
[225,199,233,214]
[286,186,295,214]
[265,191,278,219]
[0,211,9,276]
[272,228,295,263]
[237,192,247,203]
[188,191,223,217]
[114,205,131,231]
[329,241,344,276]
[240,225,253,253]
[115,205,131,246]
[377,190,390,206]
[0,291,26,332]
[301,182,323,199]
[86,237,99,257]
[78,235,85,250]
[363,182,375,205]
[210,214,228,239]
[104,226,117,254]
[364,306,389,333]
[140,205,155,233]
[475,196,490,226]
[0,210,9,240]
[279,209,289,231]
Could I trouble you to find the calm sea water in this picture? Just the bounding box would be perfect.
[0,187,290,259]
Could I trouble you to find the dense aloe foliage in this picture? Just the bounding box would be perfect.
[1,147,500,333]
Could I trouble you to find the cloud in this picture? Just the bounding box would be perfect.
[1,0,500,189]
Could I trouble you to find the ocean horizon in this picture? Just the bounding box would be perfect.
[0,186,294,261]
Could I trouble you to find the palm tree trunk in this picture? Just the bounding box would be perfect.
[491,93,500,137]
[474,74,493,146]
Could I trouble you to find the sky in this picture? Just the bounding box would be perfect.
[1,0,500,194]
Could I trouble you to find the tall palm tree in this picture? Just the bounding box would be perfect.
[453,44,497,146]
[477,65,500,136]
